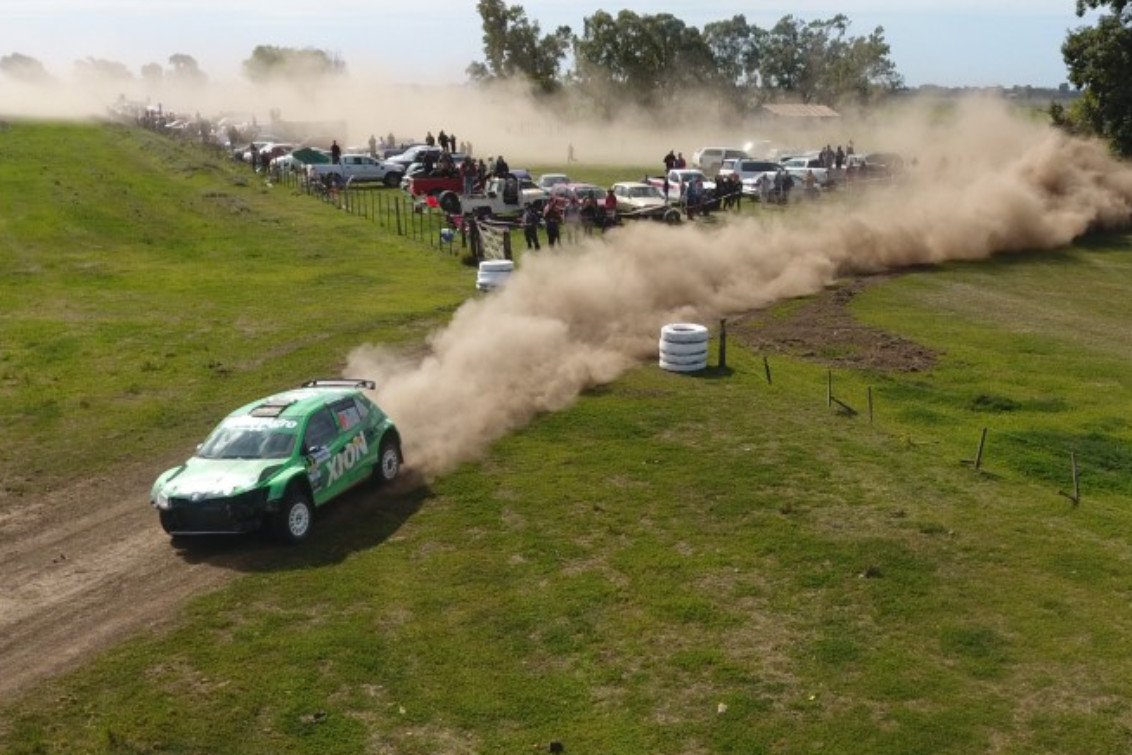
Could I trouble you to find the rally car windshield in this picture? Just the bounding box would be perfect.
[197,418,299,460]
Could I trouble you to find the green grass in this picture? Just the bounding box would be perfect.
[0,121,470,496]
[4,122,1132,753]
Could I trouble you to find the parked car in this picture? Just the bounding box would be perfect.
[549,182,606,208]
[436,173,547,217]
[610,181,681,223]
[258,142,295,163]
[848,152,905,178]
[644,169,717,203]
[537,173,570,190]
[692,147,750,176]
[308,153,401,185]
[717,158,783,197]
[150,379,402,544]
[781,156,833,187]
[380,145,456,188]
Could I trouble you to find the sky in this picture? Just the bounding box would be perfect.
[0,0,1101,89]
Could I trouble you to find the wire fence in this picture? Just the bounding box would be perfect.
[711,325,1130,507]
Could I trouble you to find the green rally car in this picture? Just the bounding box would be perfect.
[150,379,402,543]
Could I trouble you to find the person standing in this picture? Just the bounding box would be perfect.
[543,197,563,247]
[330,140,341,164]
[664,150,676,171]
[602,187,618,230]
[459,155,477,195]
[425,131,435,147]
[368,134,377,157]
[522,204,541,250]
[803,169,817,199]
[494,154,509,177]
[438,130,449,152]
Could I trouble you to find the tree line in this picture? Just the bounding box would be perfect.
[0,46,343,87]
[465,1,904,112]
[1055,0,1132,156]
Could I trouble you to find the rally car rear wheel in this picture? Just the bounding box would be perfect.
[273,490,313,544]
[375,437,402,486]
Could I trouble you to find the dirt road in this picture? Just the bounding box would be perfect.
[0,452,238,703]
[0,450,424,707]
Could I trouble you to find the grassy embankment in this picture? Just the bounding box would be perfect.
[3,122,1132,753]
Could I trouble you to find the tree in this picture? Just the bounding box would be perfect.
[468,0,572,93]
[242,45,345,83]
[573,10,719,108]
[74,57,133,82]
[702,15,765,94]
[1061,2,1132,154]
[141,62,164,85]
[168,53,207,85]
[0,52,51,83]
[760,15,901,104]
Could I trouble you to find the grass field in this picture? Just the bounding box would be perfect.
[3,121,1132,753]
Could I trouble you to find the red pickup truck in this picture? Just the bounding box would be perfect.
[405,172,465,198]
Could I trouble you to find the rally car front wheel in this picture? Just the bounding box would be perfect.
[273,490,313,544]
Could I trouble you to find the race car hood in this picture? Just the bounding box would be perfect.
[157,457,282,499]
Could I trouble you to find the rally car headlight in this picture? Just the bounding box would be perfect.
[153,490,171,510]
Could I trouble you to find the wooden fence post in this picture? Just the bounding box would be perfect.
[718,319,727,369]
[1058,453,1081,506]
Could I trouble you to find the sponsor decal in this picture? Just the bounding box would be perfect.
[306,454,323,489]
[327,434,369,485]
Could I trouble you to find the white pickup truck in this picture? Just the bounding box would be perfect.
[644,169,716,203]
[435,174,548,218]
[780,157,833,188]
[307,154,399,186]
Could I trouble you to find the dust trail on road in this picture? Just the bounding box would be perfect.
[346,100,1132,478]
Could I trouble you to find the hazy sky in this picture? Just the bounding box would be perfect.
[2,0,1099,88]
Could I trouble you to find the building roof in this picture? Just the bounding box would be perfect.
[761,104,841,118]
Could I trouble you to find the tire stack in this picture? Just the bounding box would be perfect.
[659,323,709,373]
[476,259,514,292]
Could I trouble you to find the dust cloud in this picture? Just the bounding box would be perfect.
[5,70,1130,479]
[1,65,780,164]
[345,98,1132,477]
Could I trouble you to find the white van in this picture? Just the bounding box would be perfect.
[692,147,750,175]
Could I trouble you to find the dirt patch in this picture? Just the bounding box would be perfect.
[731,275,938,373]
[0,451,424,707]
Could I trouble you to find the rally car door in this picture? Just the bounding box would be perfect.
[301,405,356,506]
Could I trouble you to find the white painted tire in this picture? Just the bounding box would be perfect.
[658,338,709,357]
[659,349,708,365]
[476,266,511,291]
[659,358,707,373]
[660,323,709,344]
